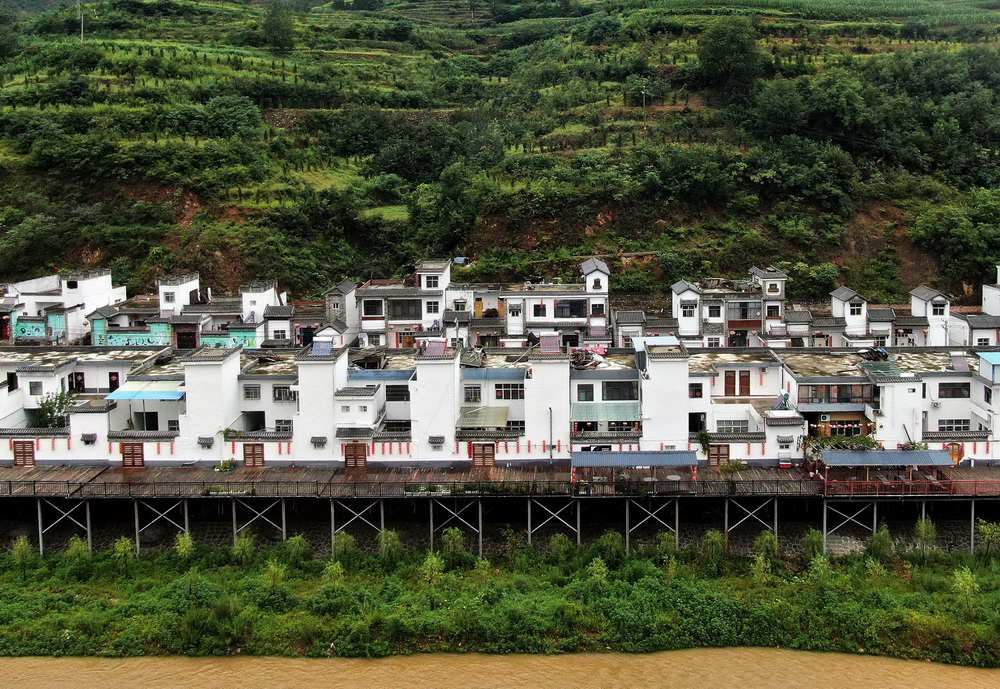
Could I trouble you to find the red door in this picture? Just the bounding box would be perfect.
[12,441,35,467]
[472,443,496,467]
[121,443,144,468]
[739,370,750,396]
[243,444,265,467]
[707,444,729,467]
[344,443,367,468]
[724,371,736,396]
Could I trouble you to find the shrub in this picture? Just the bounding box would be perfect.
[655,531,678,563]
[440,527,469,570]
[951,566,981,617]
[913,517,937,561]
[322,559,346,585]
[750,552,771,585]
[801,529,824,561]
[864,556,888,580]
[11,535,34,579]
[174,531,195,561]
[752,531,779,564]
[866,525,894,563]
[547,533,575,563]
[111,536,135,576]
[585,556,609,583]
[976,520,1000,559]
[232,533,256,566]
[593,530,626,568]
[64,534,91,579]
[332,532,359,567]
[282,534,311,566]
[700,530,726,575]
[420,551,445,585]
[806,554,834,586]
[378,529,402,569]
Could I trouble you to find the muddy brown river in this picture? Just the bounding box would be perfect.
[4,648,998,688]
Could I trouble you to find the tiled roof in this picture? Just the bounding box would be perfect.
[867,307,896,322]
[580,257,610,275]
[830,286,862,301]
[749,266,788,279]
[614,310,646,325]
[263,305,294,318]
[671,280,702,295]
[910,285,949,302]
[784,309,813,323]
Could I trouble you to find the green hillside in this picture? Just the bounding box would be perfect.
[0,0,999,301]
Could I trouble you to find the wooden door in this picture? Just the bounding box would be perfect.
[243,443,265,467]
[177,330,198,349]
[724,371,736,396]
[947,442,964,465]
[344,443,367,468]
[108,372,120,392]
[739,370,750,396]
[497,301,506,318]
[474,298,483,318]
[472,443,496,467]
[12,441,35,467]
[707,444,729,467]
[121,443,144,468]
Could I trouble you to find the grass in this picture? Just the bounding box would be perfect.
[361,204,409,221]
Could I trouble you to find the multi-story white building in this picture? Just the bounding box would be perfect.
[1,338,997,468]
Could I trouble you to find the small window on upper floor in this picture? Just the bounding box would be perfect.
[426,275,439,289]
[766,304,780,318]
[932,303,946,316]
[29,381,42,396]
[591,302,605,316]
[66,280,78,289]
[978,338,991,347]
[163,291,175,303]
[681,304,696,318]
[592,278,602,289]
[708,305,721,318]
[454,300,466,311]
[849,303,862,316]
[767,282,779,293]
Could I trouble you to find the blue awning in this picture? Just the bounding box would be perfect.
[107,381,185,401]
[571,451,697,468]
[821,449,953,467]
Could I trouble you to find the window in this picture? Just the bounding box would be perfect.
[688,383,703,399]
[603,381,638,401]
[978,338,990,347]
[681,304,696,318]
[66,280,78,289]
[849,302,862,316]
[932,303,946,316]
[168,419,180,432]
[464,385,481,403]
[830,422,862,437]
[389,300,421,320]
[608,421,638,432]
[716,419,750,434]
[272,329,287,340]
[275,419,293,433]
[273,385,297,402]
[778,439,791,450]
[938,383,970,399]
[708,305,721,318]
[425,275,439,289]
[243,385,261,400]
[509,304,521,317]
[986,387,993,405]
[767,282,780,293]
[328,298,342,312]
[873,336,887,347]
[454,299,467,311]
[495,383,524,400]
[766,304,780,318]
[163,291,175,303]
[533,304,546,318]
[591,302,605,316]
[363,300,384,317]
[341,405,350,413]
[368,334,382,346]
[6,373,17,391]
[359,405,368,413]
[938,419,971,432]
[386,385,410,402]
[707,337,721,348]
[28,381,42,396]
[592,278,602,290]
[577,384,594,402]
[506,420,525,432]
[426,301,439,315]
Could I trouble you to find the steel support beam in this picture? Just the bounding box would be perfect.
[429,499,482,558]
[625,498,677,553]
[971,499,976,555]
[527,498,579,545]
[36,498,91,556]
[824,501,876,554]
[724,498,777,537]
[330,499,383,549]
[133,499,188,553]
[232,498,285,543]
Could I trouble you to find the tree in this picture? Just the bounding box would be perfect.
[261,1,294,52]
[697,17,765,99]
[37,391,73,428]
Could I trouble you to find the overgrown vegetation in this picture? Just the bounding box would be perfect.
[0,0,997,297]
[1,522,999,664]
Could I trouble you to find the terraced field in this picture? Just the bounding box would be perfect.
[0,0,998,299]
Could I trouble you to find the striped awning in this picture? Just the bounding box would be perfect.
[107,381,185,401]
[571,401,641,422]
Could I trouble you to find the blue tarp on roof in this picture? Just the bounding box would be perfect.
[978,351,1000,366]
[821,449,953,467]
[571,451,697,468]
[106,381,185,401]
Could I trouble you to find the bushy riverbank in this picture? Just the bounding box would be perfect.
[0,525,998,666]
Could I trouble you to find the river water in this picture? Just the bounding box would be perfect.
[5,648,998,689]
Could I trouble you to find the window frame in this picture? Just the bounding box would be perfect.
[688,383,703,399]
[494,383,525,400]
[938,382,970,399]
[464,385,481,404]
[243,384,261,401]
[577,384,594,402]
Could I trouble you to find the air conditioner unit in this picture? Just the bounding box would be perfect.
[931,401,941,408]
[819,414,831,422]
[873,409,884,416]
